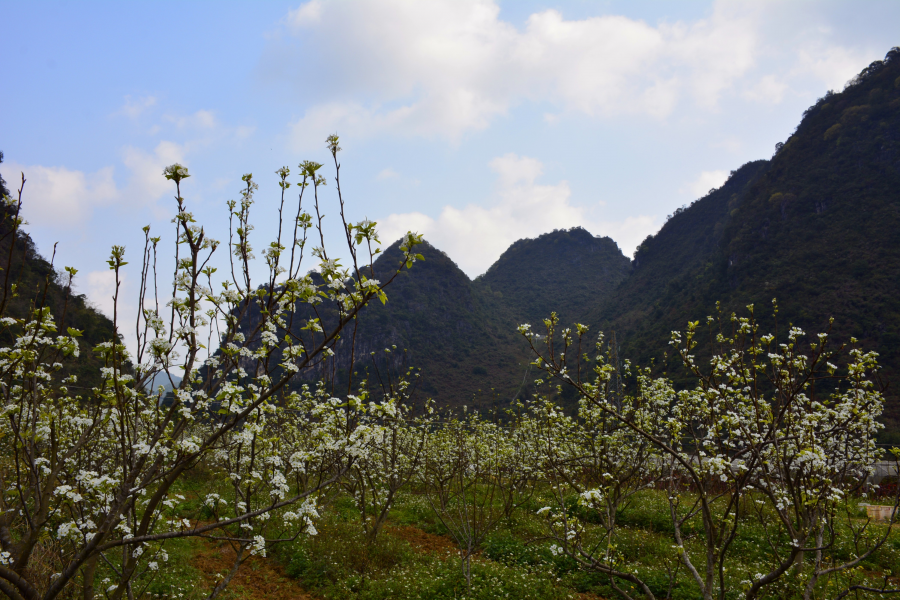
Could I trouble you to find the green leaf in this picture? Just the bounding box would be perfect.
[67,327,84,337]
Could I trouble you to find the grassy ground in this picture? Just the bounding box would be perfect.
[117,482,900,600]
[266,489,899,600]
[273,493,577,600]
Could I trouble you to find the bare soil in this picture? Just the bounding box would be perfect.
[191,538,317,600]
[384,524,458,557]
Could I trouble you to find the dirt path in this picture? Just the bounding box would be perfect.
[385,524,458,557]
[191,539,317,600]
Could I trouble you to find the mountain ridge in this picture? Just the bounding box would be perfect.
[344,46,900,433]
[8,48,900,435]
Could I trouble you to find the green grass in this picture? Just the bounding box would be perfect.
[268,487,900,600]
[276,493,573,600]
[89,470,899,600]
[87,535,206,600]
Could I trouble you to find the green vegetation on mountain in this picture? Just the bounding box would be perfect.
[478,227,630,329]
[310,46,900,431]
[347,240,528,406]
[257,227,633,412]
[593,47,900,436]
[272,240,530,411]
[0,151,9,199]
[585,159,769,367]
[256,43,900,426]
[0,152,119,391]
[272,228,636,411]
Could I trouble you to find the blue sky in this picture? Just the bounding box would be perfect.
[2,0,898,349]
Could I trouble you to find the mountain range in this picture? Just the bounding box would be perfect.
[3,46,899,438]
[291,46,900,437]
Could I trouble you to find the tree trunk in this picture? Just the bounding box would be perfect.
[81,555,99,600]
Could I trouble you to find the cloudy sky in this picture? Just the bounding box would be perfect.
[2,0,898,340]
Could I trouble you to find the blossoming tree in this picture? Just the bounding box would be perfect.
[520,305,900,600]
[0,136,424,600]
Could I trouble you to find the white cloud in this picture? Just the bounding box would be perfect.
[155,106,257,150]
[377,154,657,276]
[235,125,256,139]
[662,2,759,109]
[117,95,157,119]
[84,270,140,353]
[288,94,506,150]
[711,136,743,154]
[684,169,729,198]
[744,74,788,104]
[375,167,419,187]
[376,168,400,181]
[274,0,893,149]
[10,109,243,229]
[165,109,217,130]
[286,0,323,28]
[278,0,766,148]
[6,162,119,228]
[85,270,119,320]
[489,153,543,186]
[6,136,191,230]
[607,215,659,258]
[796,44,872,92]
[121,140,187,208]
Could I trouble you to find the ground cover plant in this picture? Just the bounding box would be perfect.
[266,485,900,600]
[0,137,897,599]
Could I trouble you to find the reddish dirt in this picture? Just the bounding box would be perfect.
[385,524,459,557]
[191,539,317,600]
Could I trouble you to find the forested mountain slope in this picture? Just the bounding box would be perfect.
[0,152,119,392]
[586,159,769,349]
[594,47,900,436]
[210,46,900,434]
[272,229,633,412]
[478,227,630,329]
[277,240,531,412]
